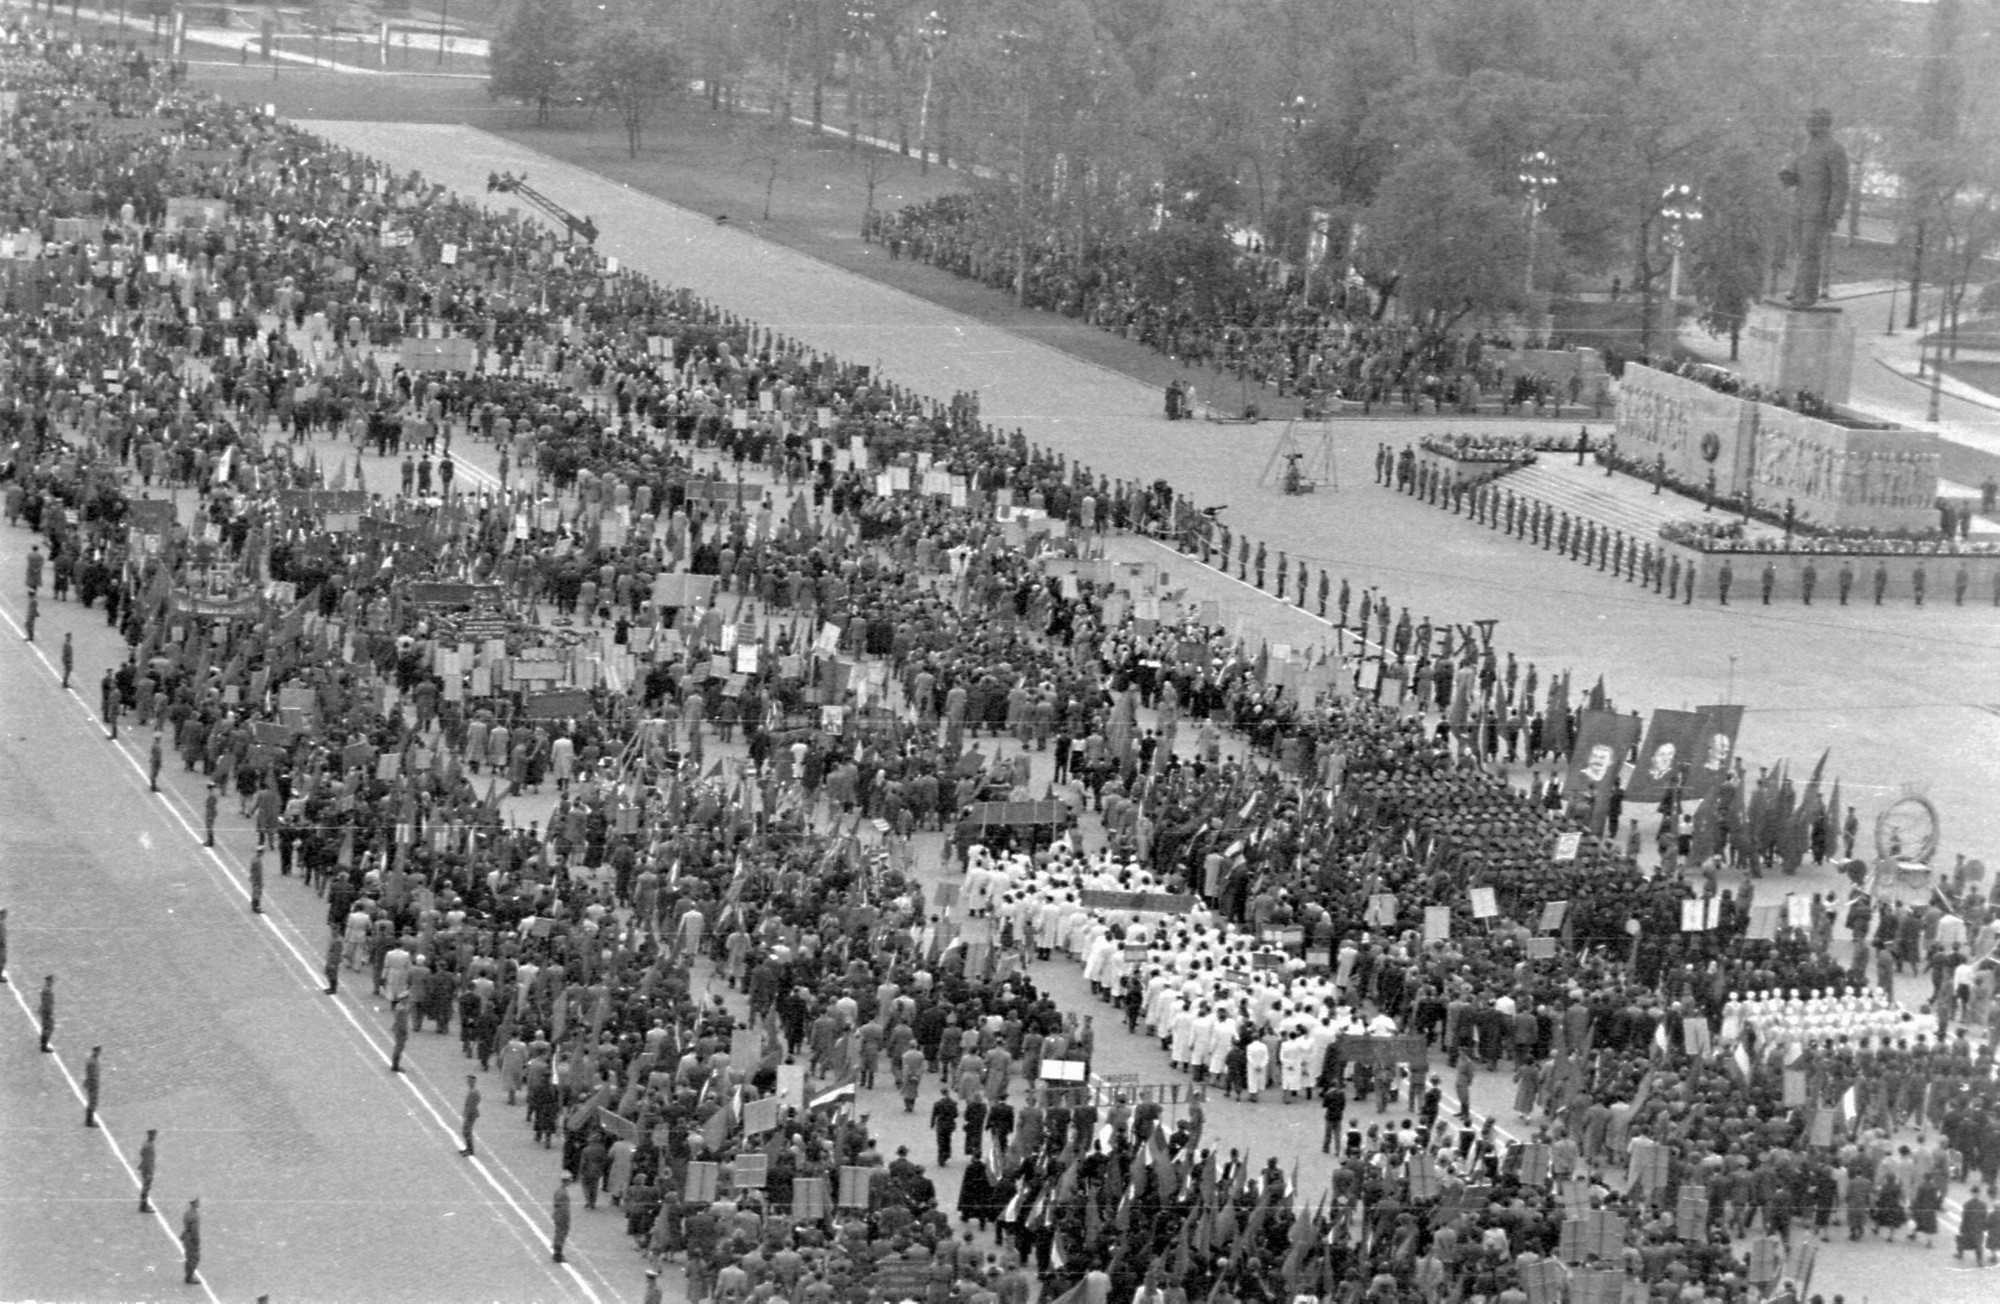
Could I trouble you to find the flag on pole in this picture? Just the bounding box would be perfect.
[808,1081,856,1111]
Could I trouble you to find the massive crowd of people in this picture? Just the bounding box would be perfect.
[866,196,1601,421]
[5,20,2000,1304]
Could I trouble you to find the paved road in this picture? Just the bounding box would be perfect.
[1,112,1991,1303]
[0,525,642,1302]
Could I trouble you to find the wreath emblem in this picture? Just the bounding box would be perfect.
[1699,432,1722,463]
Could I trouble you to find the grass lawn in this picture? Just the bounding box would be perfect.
[1938,359,2000,400]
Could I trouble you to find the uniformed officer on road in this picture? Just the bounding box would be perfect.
[83,1045,102,1127]
[180,1197,201,1285]
[460,1075,482,1157]
[551,1173,573,1263]
[137,1129,158,1212]
[37,974,55,1051]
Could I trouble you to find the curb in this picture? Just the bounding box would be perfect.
[1866,352,2000,418]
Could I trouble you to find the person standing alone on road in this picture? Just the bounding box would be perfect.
[180,1197,201,1284]
[390,998,411,1072]
[138,1129,158,1212]
[460,1075,481,1157]
[83,1045,102,1127]
[101,669,119,739]
[38,974,55,1051]
[550,1173,573,1263]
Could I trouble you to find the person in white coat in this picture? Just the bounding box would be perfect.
[1169,1003,1199,1072]
[1188,1008,1218,1081]
[1280,1029,1310,1102]
[1208,1013,1238,1084]
[1245,1035,1270,1103]
[550,732,575,790]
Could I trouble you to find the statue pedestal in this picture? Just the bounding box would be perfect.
[1738,300,1854,406]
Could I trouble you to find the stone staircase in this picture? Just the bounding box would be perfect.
[1494,461,1768,542]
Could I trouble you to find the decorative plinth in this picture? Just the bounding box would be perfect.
[1738,300,1854,406]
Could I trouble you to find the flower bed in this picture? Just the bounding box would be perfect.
[1659,516,2000,556]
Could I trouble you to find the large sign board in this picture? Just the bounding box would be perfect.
[398,337,478,373]
[164,197,230,230]
[1335,1035,1429,1070]
[1076,889,1199,915]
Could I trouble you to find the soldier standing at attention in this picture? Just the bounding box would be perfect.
[181,1198,201,1285]
[38,974,55,1051]
[138,1129,158,1212]
[551,1174,573,1263]
[460,1075,482,1157]
[83,1045,102,1127]
[390,998,411,1073]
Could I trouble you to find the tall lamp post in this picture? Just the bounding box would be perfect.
[914,9,945,174]
[1518,151,1557,295]
[1000,25,1036,306]
[1661,183,1701,303]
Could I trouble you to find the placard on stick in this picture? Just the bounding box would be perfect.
[683,1160,720,1202]
[742,1095,781,1136]
[1676,1184,1709,1241]
[1423,905,1451,943]
[793,1174,830,1221]
[838,1165,872,1209]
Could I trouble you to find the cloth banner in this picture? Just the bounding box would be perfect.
[1565,709,1641,798]
[1683,704,1745,800]
[1628,708,1704,802]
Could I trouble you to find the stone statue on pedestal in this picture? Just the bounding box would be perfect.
[1778,108,1850,307]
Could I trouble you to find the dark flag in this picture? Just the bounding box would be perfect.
[1627,709,1703,803]
[1565,709,1640,800]
[1683,704,1745,800]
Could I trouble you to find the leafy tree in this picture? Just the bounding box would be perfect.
[1358,142,1525,327]
[1685,147,1777,358]
[579,6,688,158]
[1160,147,1239,228]
[488,0,583,125]
[1126,220,1252,320]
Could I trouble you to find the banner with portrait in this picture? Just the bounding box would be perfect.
[1627,709,1704,803]
[1564,709,1640,798]
[1682,704,1745,800]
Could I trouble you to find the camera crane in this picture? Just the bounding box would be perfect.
[486,172,600,246]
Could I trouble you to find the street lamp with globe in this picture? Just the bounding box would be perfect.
[1519,150,1557,294]
[1661,183,1702,303]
